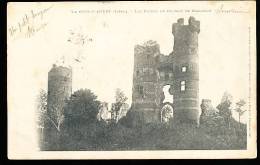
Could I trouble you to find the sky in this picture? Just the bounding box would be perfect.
[7,2,255,155]
[8,2,253,121]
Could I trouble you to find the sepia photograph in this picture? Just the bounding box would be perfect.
[7,1,256,159]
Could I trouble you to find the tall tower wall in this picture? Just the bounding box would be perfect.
[47,64,72,125]
[172,17,200,125]
[131,41,161,123]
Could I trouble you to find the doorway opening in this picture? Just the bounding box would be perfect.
[161,104,174,123]
[160,85,174,123]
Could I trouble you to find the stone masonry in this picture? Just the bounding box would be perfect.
[131,17,200,125]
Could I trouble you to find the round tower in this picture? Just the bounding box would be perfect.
[47,64,72,126]
[172,17,200,125]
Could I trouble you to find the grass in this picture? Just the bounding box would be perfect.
[41,114,247,151]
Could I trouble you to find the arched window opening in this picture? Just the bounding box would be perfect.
[161,104,174,123]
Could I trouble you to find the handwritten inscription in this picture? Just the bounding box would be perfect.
[8,5,53,39]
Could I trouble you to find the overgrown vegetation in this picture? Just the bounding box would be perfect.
[38,89,247,151]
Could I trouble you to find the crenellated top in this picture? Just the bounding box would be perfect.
[172,16,200,36]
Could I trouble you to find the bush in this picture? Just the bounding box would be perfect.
[52,99,247,151]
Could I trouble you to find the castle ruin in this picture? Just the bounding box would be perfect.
[47,64,72,129]
[131,16,200,125]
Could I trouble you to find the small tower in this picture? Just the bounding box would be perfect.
[172,17,200,125]
[47,64,72,128]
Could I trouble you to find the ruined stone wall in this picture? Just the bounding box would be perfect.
[131,17,200,125]
[131,41,161,123]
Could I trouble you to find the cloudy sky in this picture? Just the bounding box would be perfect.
[8,2,255,153]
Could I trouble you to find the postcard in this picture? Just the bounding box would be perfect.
[7,1,256,159]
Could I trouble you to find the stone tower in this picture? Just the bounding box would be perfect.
[47,64,72,127]
[131,40,161,123]
[172,17,200,125]
[130,16,200,126]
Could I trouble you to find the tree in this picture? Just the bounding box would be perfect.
[36,89,47,131]
[60,89,101,150]
[37,89,67,133]
[220,91,233,103]
[234,99,247,127]
[48,103,65,132]
[110,88,128,123]
[217,92,233,128]
[64,89,101,125]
